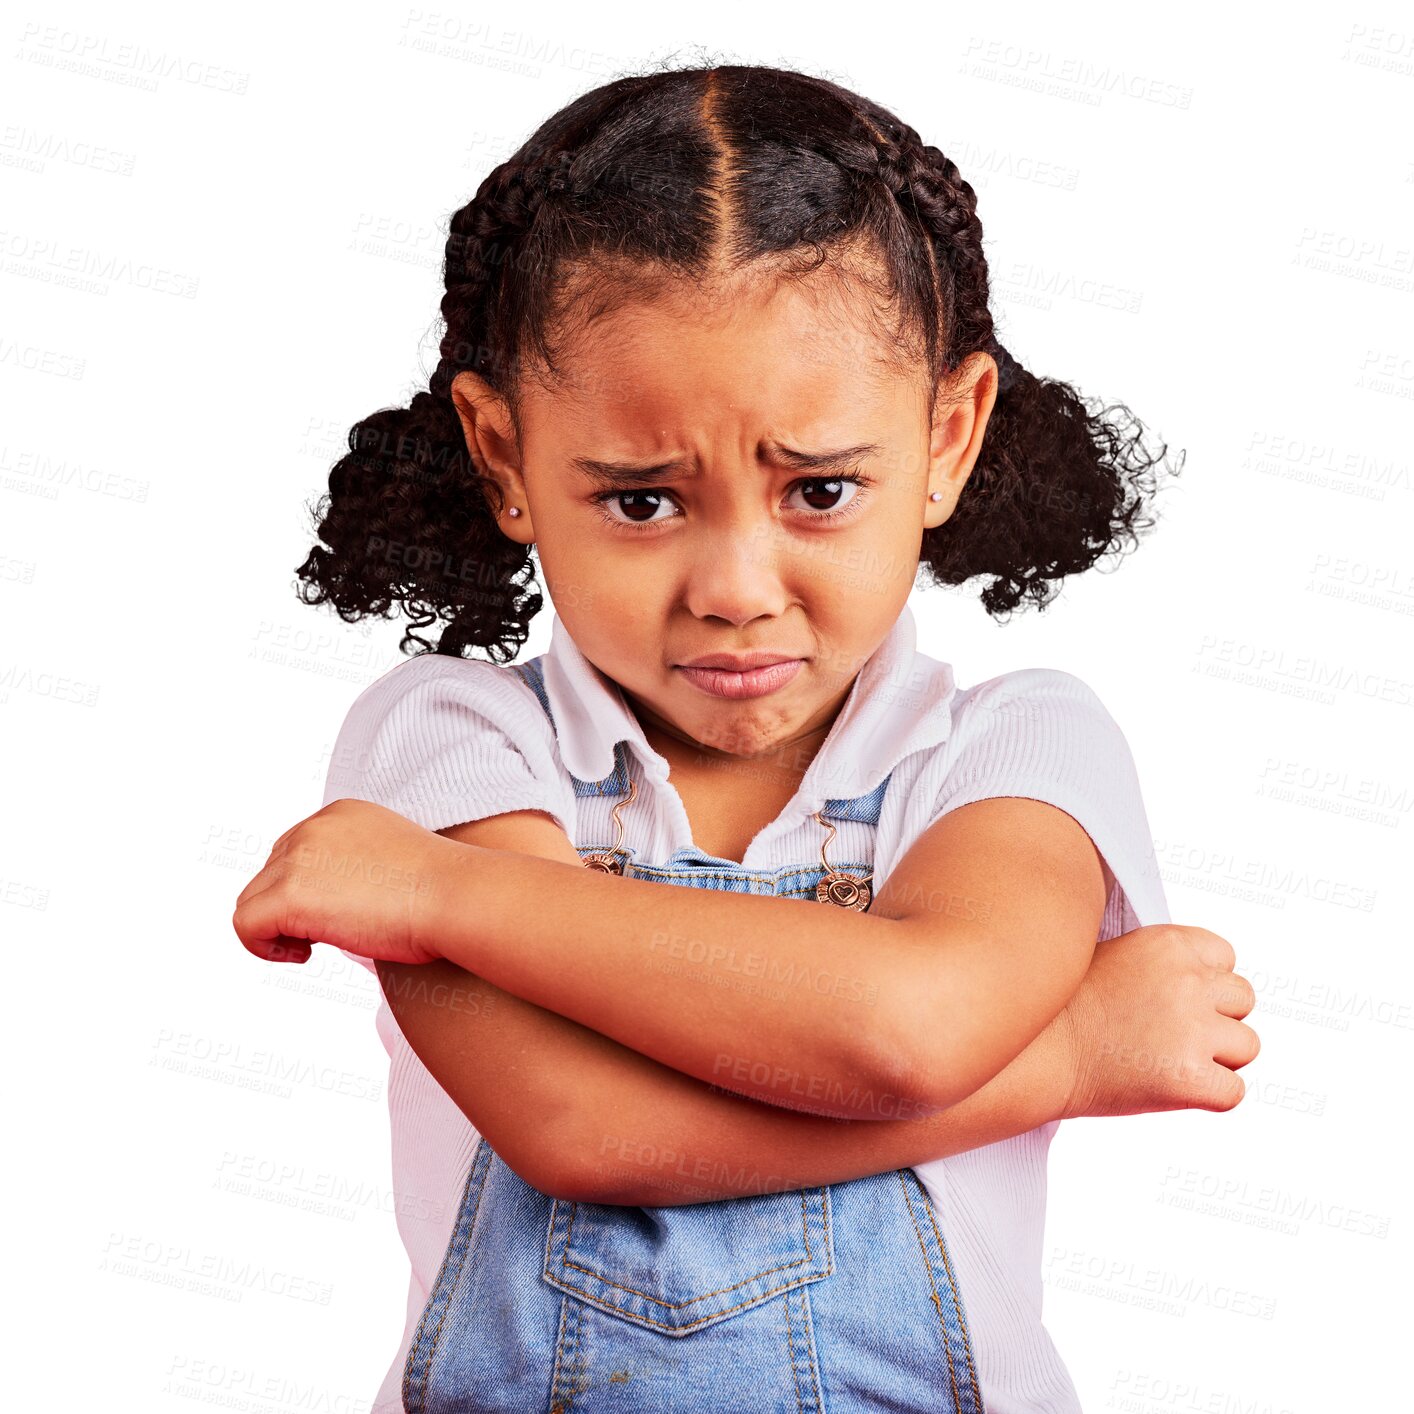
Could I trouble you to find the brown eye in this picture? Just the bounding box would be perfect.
[615,492,668,522]
[592,489,680,529]
[786,477,863,518]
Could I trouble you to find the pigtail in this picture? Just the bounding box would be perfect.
[295,386,540,660]
[930,334,1181,616]
[294,153,574,661]
[854,118,1183,616]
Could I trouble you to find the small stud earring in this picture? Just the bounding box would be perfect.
[507,506,521,518]
[929,491,943,502]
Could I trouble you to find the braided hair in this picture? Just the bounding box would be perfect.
[296,63,1182,659]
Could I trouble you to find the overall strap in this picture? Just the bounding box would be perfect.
[819,773,892,826]
[509,657,633,798]
[508,657,552,717]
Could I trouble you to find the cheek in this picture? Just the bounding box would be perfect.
[553,593,658,677]
[555,543,666,613]
[536,519,618,609]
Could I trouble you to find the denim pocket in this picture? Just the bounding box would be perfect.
[541,1186,835,1336]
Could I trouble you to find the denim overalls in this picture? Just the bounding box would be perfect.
[401,657,984,1414]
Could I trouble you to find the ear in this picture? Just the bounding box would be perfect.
[923,351,999,530]
[450,371,535,544]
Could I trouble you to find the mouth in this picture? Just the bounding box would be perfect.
[674,656,806,700]
[677,650,803,671]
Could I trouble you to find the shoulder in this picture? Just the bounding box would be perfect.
[950,667,1125,780]
[902,664,1169,926]
[904,658,1136,786]
[332,652,544,738]
[944,666,1125,769]
[939,664,1140,842]
[320,652,565,823]
[329,652,550,754]
[952,664,1115,725]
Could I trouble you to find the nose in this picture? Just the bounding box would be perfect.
[681,516,792,627]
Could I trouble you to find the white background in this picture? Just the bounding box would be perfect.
[5,2,1411,1409]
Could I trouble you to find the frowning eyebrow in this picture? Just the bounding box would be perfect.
[570,442,883,488]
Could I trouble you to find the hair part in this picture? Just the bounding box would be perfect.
[296,62,1183,658]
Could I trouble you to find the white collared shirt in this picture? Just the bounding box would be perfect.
[322,597,1169,1414]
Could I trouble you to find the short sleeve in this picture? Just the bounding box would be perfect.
[927,668,1170,936]
[319,656,575,973]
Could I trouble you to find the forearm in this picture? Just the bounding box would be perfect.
[428,846,933,1120]
[381,949,1071,1205]
[572,1008,1074,1205]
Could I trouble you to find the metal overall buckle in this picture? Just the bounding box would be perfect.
[577,773,873,910]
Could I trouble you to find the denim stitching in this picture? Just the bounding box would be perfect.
[541,1196,833,1339]
[542,1268,829,1336]
[548,1288,586,1413]
[550,1187,825,1312]
[894,1167,966,1413]
[402,1142,492,1413]
[919,1172,985,1409]
[805,1190,834,1410]
[782,1283,807,1414]
[568,1294,588,1411]
[548,1292,573,1414]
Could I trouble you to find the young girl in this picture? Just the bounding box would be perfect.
[235,64,1258,1413]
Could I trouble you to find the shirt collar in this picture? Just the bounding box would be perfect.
[539,600,956,809]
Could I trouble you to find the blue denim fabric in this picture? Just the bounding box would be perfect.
[400,658,984,1413]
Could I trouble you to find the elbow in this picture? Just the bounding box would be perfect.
[535,1152,652,1206]
[836,993,967,1122]
[907,1059,992,1118]
[865,978,995,1121]
[540,1161,603,1204]
[504,1143,601,1204]
[479,1110,604,1203]
[870,1033,972,1121]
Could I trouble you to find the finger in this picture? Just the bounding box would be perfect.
[268,821,305,862]
[1213,1017,1261,1071]
[1177,926,1237,972]
[232,907,311,964]
[232,892,311,963]
[1188,1061,1246,1113]
[269,806,334,864]
[1212,969,1256,1019]
[267,936,311,963]
[234,864,283,911]
[234,820,307,909]
[246,936,312,964]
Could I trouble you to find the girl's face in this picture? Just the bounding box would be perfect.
[453,271,997,768]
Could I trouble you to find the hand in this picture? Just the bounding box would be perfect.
[1058,924,1260,1120]
[231,798,466,967]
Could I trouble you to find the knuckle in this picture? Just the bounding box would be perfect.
[1208,1074,1243,1111]
[1159,922,1192,949]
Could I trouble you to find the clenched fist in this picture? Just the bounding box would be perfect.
[232,798,469,967]
[1060,924,1260,1119]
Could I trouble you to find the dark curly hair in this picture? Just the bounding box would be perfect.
[296,61,1183,660]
